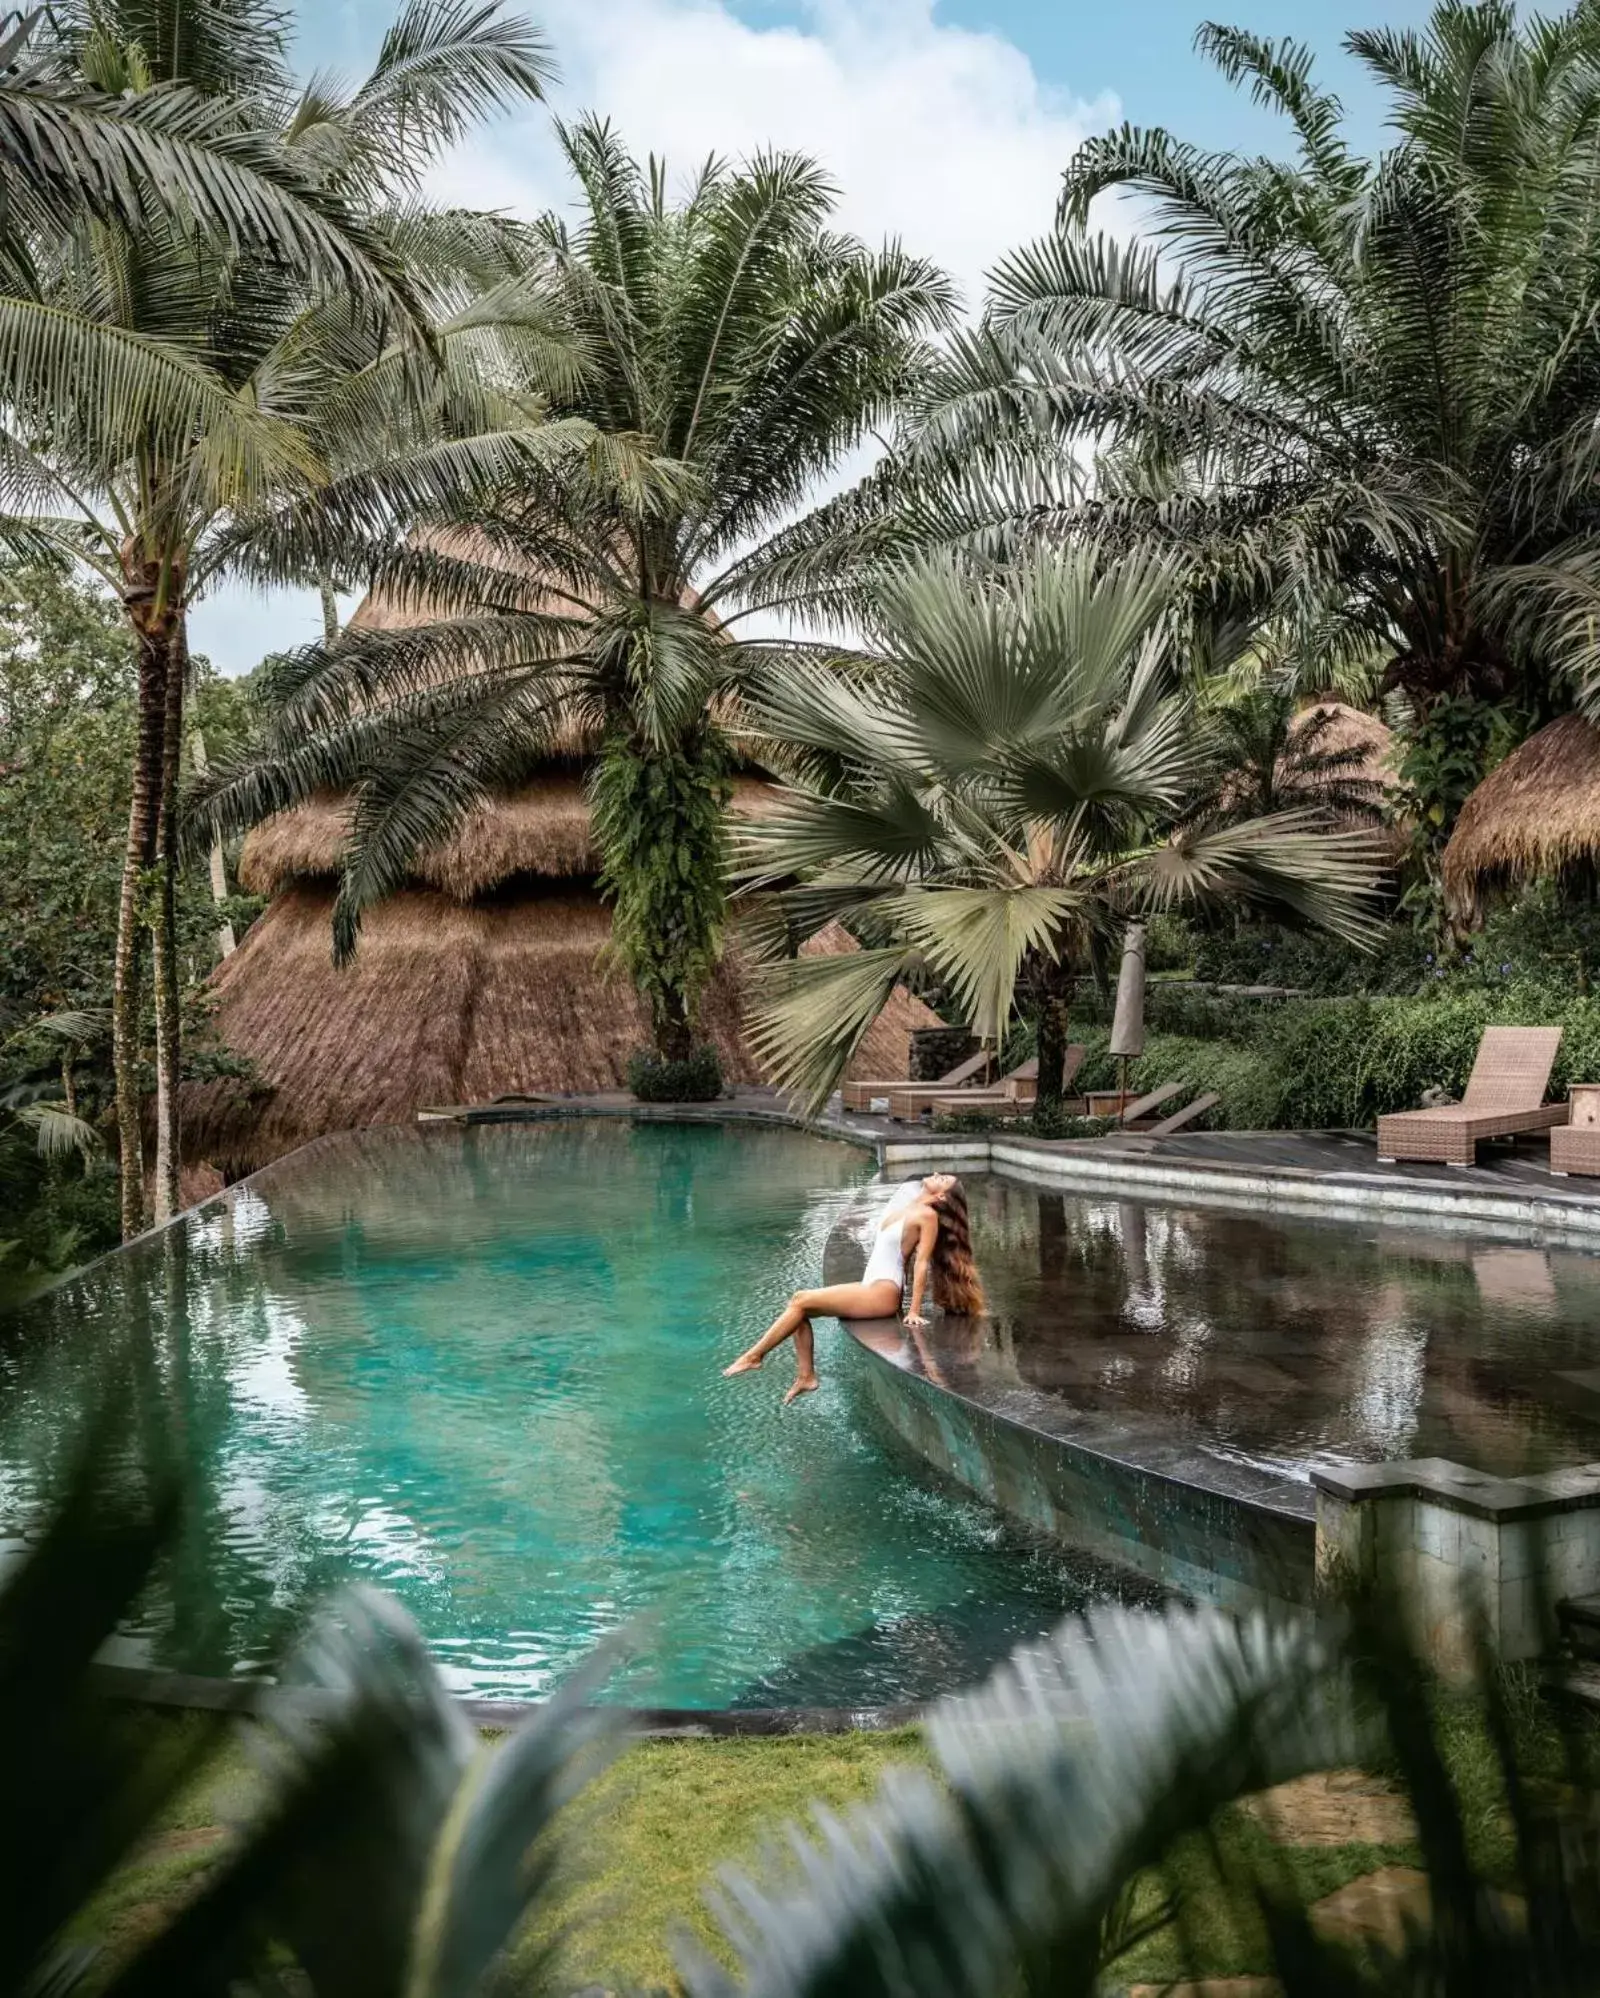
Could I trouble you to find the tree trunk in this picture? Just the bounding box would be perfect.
[1033,959,1076,1112]
[151,615,187,1225]
[111,592,170,1240]
[656,990,694,1064]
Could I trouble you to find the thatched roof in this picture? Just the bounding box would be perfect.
[182,886,938,1174]
[1290,701,1398,795]
[238,774,778,898]
[1442,715,1600,920]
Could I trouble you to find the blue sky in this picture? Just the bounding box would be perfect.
[195,0,1432,673]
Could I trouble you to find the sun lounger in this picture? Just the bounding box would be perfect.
[1114,1081,1184,1128]
[841,1047,991,1113]
[1144,1091,1220,1138]
[1375,1026,1566,1167]
[886,1052,1067,1121]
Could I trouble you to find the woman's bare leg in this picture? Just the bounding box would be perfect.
[723,1281,902,1380]
[785,1318,818,1404]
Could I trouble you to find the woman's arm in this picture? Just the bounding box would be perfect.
[905,1210,938,1327]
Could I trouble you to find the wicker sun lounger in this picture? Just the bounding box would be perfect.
[1375,1026,1566,1167]
[841,1047,991,1113]
[886,1051,1066,1121]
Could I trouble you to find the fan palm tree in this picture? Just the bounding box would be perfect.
[737,546,1387,1112]
[4,0,557,1233]
[191,118,956,1067]
[912,4,1600,757]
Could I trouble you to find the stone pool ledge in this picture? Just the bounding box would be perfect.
[869,1129,1600,1245]
[822,1214,1316,1615]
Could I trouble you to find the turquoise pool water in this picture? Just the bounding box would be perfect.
[0,1120,1140,1706]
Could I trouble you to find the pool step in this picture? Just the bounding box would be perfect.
[1557,1594,1600,1661]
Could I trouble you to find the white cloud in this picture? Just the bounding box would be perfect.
[205,0,1113,671]
[439,0,1113,309]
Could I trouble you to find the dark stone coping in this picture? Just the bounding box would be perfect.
[1311,1455,1600,1525]
[822,1206,1316,1609]
[88,1663,923,1736]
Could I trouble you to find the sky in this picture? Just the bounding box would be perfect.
[192,0,1433,674]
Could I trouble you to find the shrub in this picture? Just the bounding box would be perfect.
[1191,922,1427,997]
[625,1045,723,1102]
[1108,1032,1280,1131]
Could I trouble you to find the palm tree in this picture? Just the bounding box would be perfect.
[194,118,957,1066]
[912,4,1600,760]
[1211,687,1389,826]
[737,547,1386,1112]
[3,0,555,1233]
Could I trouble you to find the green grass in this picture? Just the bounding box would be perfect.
[74,1712,1449,1995]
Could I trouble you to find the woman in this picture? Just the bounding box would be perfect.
[722,1173,985,1403]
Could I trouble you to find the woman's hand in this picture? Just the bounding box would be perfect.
[904,1311,929,1330]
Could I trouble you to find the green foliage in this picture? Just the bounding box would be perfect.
[595,737,731,1059]
[625,1045,724,1103]
[1141,913,1194,974]
[0,562,251,1276]
[742,547,1387,1113]
[0,563,137,1032]
[1394,696,1525,929]
[1191,922,1428,997]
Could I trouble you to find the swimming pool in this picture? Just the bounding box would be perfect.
[0,1120,1144,1707]
[922,1173,1600,1482]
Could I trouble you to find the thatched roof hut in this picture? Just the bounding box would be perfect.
[1289,701,1398,798]
[181,538,939,1177]
[183,777,938,1177]
[1442,715,1600,922]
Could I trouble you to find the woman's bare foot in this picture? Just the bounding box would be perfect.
[783,1373,819,1405]
[722,1352,763,1376]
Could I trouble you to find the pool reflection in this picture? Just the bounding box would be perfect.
[908,1177,1600,1483]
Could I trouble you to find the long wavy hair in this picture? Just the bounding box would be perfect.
[929,1178,985,1316]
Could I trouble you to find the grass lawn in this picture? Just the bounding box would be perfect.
[79,1713,1447,1994]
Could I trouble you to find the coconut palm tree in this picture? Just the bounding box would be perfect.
[911,4,1600,755]
[737,547,1387,1112]
[193,118,957,1068]
[3,0,557,1233]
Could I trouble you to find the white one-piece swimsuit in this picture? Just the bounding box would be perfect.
[861,1184,919,1292]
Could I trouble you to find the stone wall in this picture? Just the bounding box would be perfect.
[1314,1457,1600,1675]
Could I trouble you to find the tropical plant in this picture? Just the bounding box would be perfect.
[192,118,956,1064]
[738,546,1388,1111]
[3,0,555,1234]
[1210,686,1389,826]
[912,3,1600,773]
[2,1399,621,1998]
[14,1394,1600,1997]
